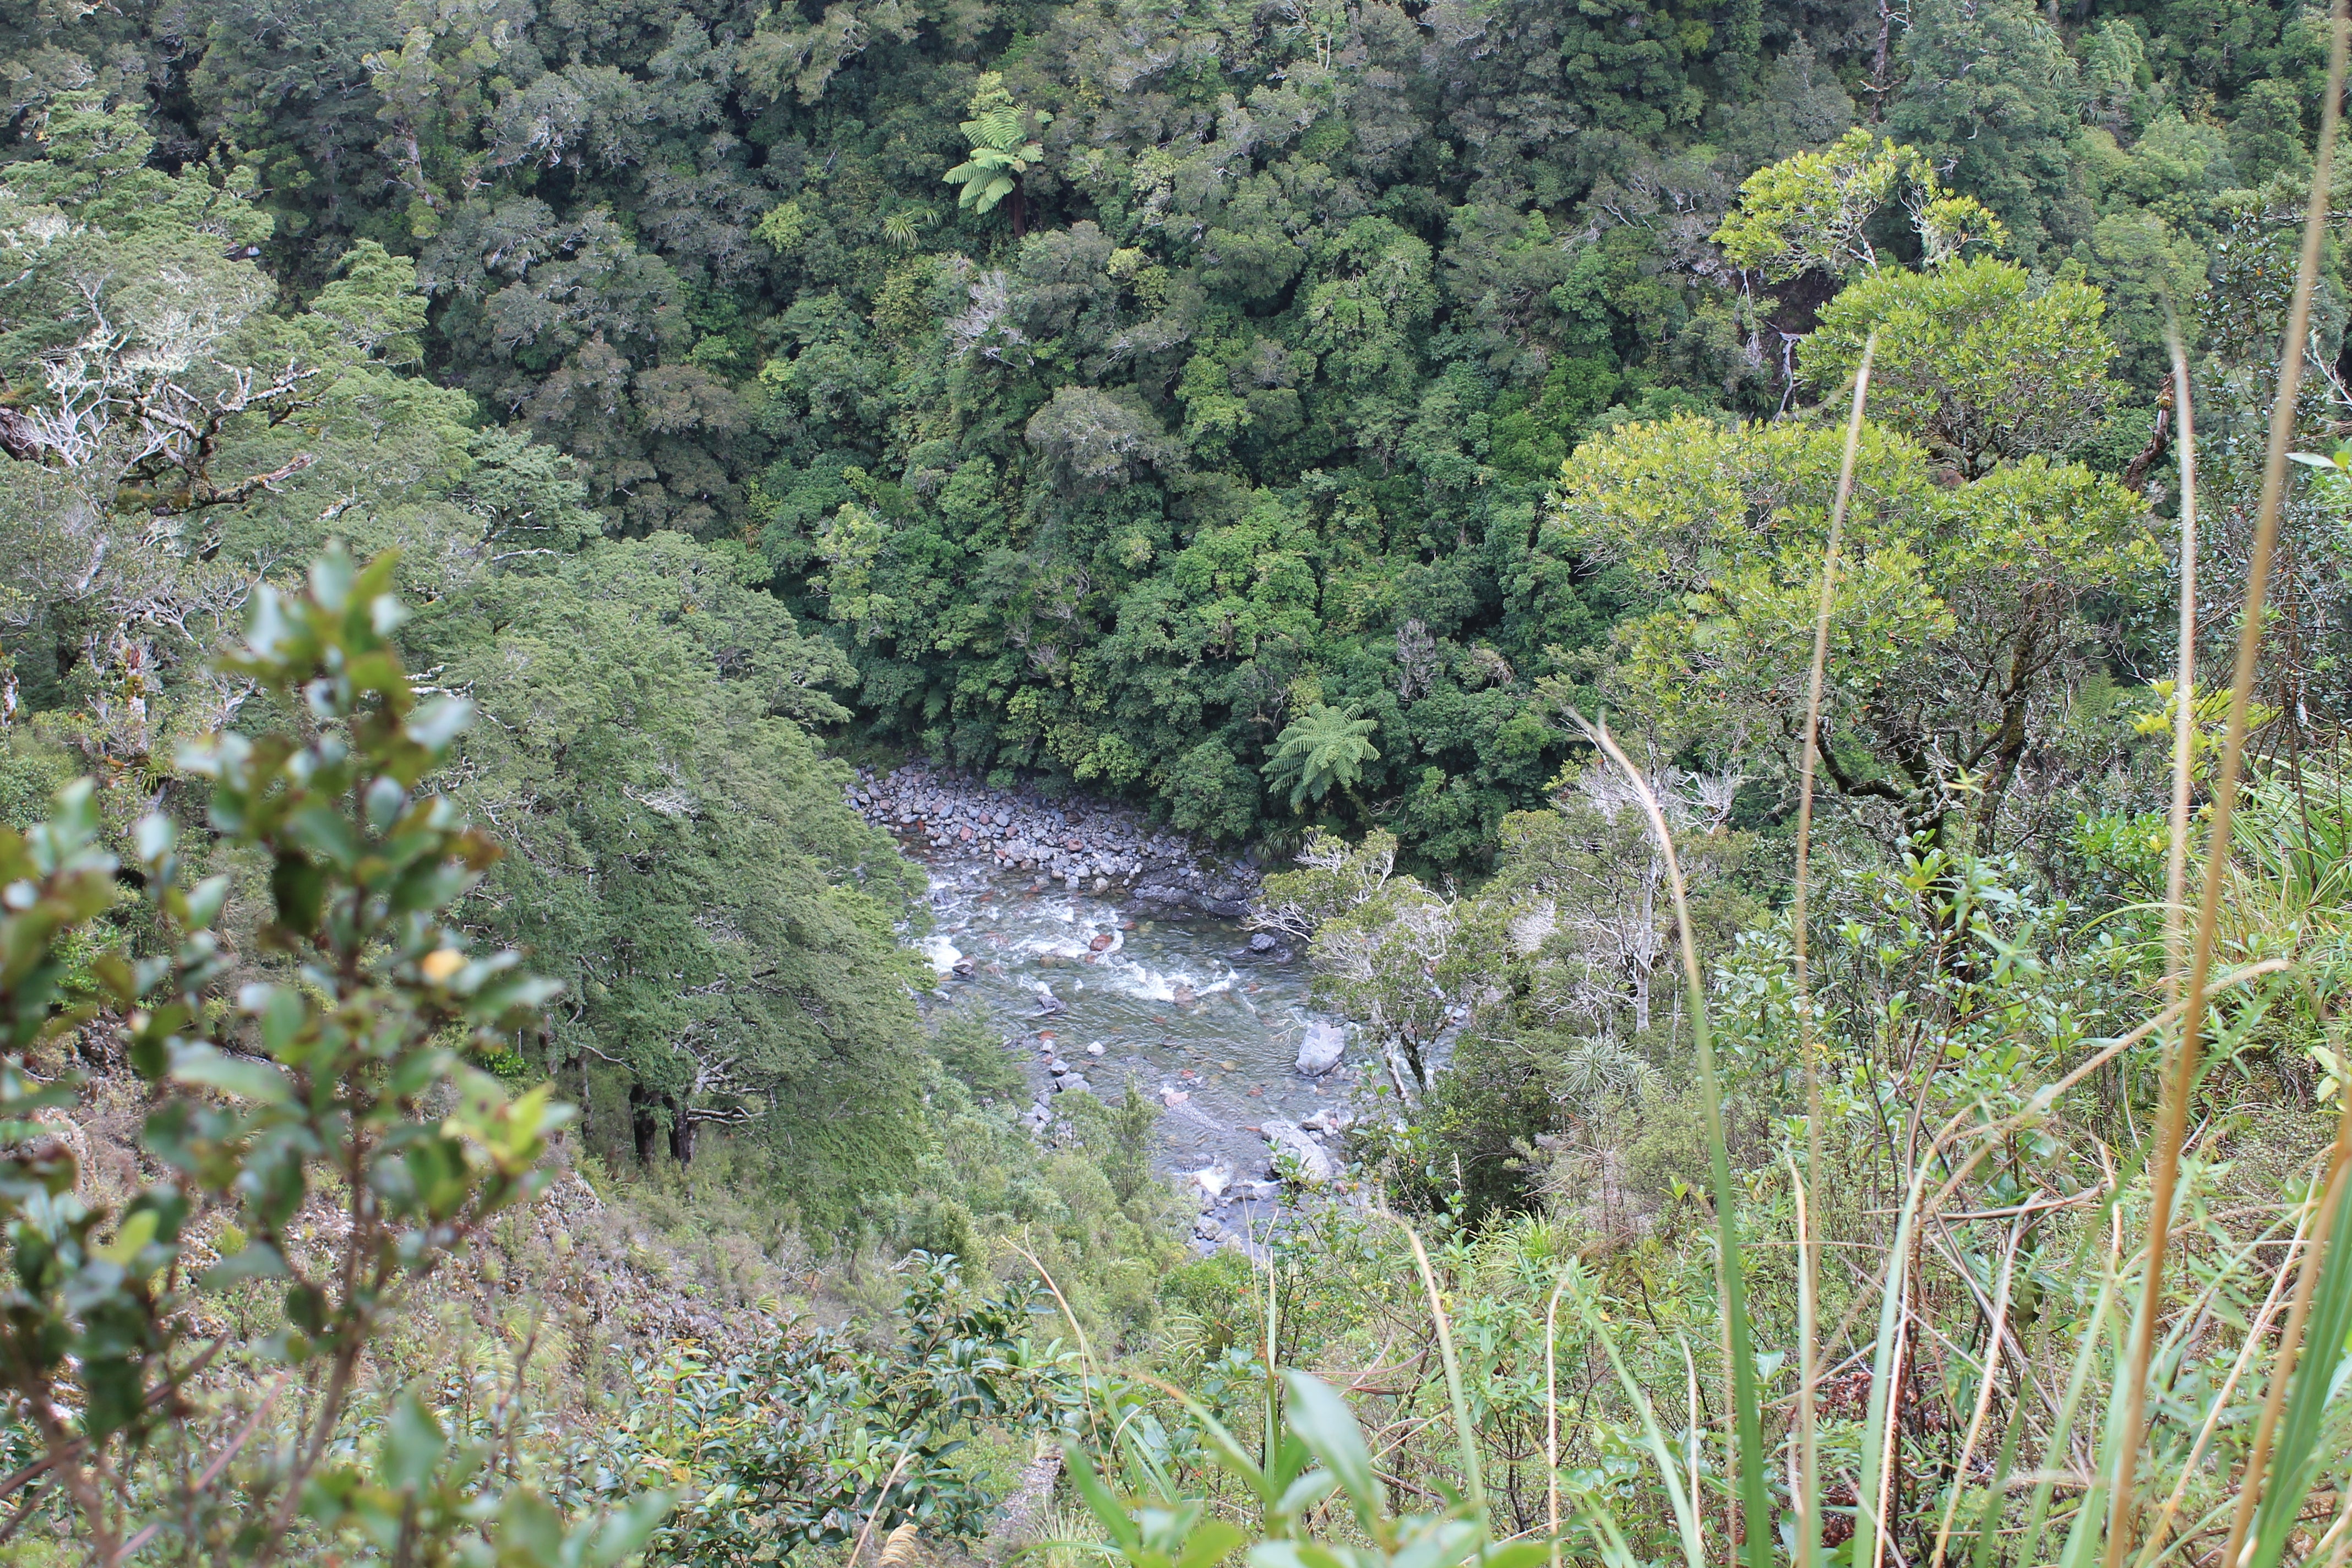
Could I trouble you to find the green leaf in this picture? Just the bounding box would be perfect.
[587,1491,675,1565]
[1063,1442,1143,1553]
[250,984,308,1060]
[95,1207,159,1267]
[171,1044,295,1105]
[200,1240,291,1287]
[1281,1373,1381,1525]
[1250,1542,1348,1568]
[1174,1519,1246,1568]
[379,1390,447,1491]
[498,1488,567,1563]
[183,874,232,930]
[2246,1173,2352,1568]
[1273,1469,1338,1517]
[271,852,326,934]
[1479,1542,1556,1568]
[406,696,475,752]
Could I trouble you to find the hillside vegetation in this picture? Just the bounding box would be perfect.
[4,0,2352,1561]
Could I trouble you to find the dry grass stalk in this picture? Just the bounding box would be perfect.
[2109,3,2349,1558]
[1792,331,1877,1568]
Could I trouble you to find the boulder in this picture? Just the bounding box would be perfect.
[1296,1021,1345,1076]
[1190,1161,1233,1201]
[1249,932,1278,953]
[1261,1120,1337,1184]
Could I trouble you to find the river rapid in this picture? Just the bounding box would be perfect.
[852,766,1362,1242]
[916,858,1356,1161]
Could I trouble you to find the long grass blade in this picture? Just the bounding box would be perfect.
[1930,1228,2019,1568]
[2241,1090,2352,1568]
[1547,1262,1574,1568]
[2132,1202,2319,1568]
[1565,1273,1709,1568]
[1850,1165,1928,1568]
[1793,332,1877,1568]
[1584,719,1774,1568]
[2015,1268,2121,1568]
[2161,322,2199,1005]
[1790,1152,1820,1567]
[1963,1342,2032,1568]
[2108,2,2349,1557]
[1395,1215,1485,1516]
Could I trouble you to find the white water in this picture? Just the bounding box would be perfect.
[912,855,1357,1173]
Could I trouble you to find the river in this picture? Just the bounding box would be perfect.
[910,853,1357,1186]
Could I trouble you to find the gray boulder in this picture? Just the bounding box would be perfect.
[1296,1021,1345,1076]
[1260,1119,1337,1184]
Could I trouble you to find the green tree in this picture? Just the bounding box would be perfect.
[1713,127,2006,280]
[420,533,929,1221]
[0,93,567,784]
[1549,415,2160,843]
[1886,0,2085,259]
[1804,257,2119,477]
[943,72,1052,236]
[1264,703,1380,814]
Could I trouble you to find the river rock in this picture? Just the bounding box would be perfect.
[1249,932,1278,953]
[1190,1161,1233,1200]
[1260,1119,1336,1184]
[1296,1021,1345,1076]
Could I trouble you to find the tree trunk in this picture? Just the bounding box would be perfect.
[668,1102,697,1166]
[629,1082,662,1167]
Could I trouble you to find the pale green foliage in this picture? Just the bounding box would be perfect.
[944,73,1050,216]
[1264,703,1380,813]
[1554,414,2159,839]
[0,95,576,780]
[571,1257,1081,1564]
[1310,878,1504,1092]
[1491,761,1745,1040]
[1805,256,2119,476]
[1254,829,1399,940]
[1713,127,2007,280]
[1254,826,1510,1092]
[1068,1366,1550,1568]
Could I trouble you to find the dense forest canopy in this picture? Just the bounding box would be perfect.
[9,0,2352,1558]
[12,0,2346,869]
[7,0,2352,1214]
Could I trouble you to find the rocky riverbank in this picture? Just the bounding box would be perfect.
[850,760,1363,1250]
[846,761,1265,917]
